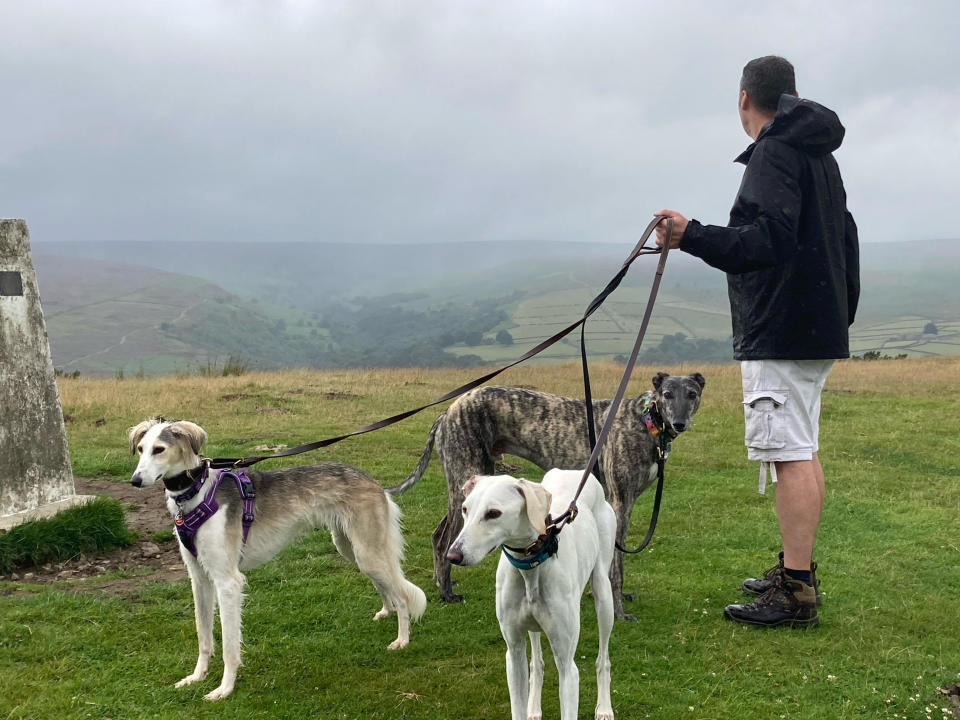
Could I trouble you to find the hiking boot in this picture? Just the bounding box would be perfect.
[725,568,819,628]
[741,551,784,595]
[742,552,821,606]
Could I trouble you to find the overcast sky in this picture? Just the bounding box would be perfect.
[1,0,957,246]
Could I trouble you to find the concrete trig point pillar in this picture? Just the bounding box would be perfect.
[0,219,91,530]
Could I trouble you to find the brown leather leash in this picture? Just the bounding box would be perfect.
[207,216,669,471]
[541,217,673,549]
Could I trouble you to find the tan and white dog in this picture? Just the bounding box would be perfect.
[446,469,616,720]
[128,418,426,701]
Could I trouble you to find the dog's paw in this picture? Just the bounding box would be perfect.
[440,592,464,603]
[615,612,637,623]
[373,607,392,621]
[595,711,615,720]
[203,685,233,701]
[387,637,409,650]
[527,714,543,720]
[174,672,205,688]
[621,592,634,602]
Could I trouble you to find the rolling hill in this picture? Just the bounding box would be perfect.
[29,238,960,375]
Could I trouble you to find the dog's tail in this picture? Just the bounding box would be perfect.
[403,578,427,623]
[385,494,427,622]
[386,412,444,496]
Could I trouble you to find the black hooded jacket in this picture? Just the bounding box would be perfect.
[681,94,860,360]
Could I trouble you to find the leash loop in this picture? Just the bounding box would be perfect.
[616,445,667,554]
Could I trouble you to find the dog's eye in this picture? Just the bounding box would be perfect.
[663,391,674,400]
[688,391,697,400]
[461,505,467,516]
[153,446,165,455]
[137,446,143,454]
[484,509,502,521]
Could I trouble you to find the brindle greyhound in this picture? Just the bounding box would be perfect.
[388,371,705,620]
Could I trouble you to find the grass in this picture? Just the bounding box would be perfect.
[2,358,959,719]
[0,497,136,574]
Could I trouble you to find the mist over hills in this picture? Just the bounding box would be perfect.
[36,239,657,308]
[31,238,960,375]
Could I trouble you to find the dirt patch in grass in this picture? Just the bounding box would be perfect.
[938,683,960,718]
[255,406,293,415]
[218,392,261,401]
[0,478,186,592]
[324,391,361,400]
[494,460,524,474]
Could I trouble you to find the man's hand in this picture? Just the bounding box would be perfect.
[654,210,689,249]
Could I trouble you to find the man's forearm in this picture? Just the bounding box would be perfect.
[681,218,793,274]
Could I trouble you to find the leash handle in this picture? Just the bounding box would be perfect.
[558,216,672,530]
[208,217,665,470]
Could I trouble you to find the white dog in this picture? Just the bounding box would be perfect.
[446,469,616,720]
[128,418,426,701]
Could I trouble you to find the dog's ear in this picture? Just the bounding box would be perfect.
[127,419,159,454]
[652,372,669,390]
[169,421,207,455]
[516,479,552,536]
[462,475,480,497]
[689,372,706,391]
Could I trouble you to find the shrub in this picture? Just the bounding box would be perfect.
[0,497,137,574]
[221,355,249,376]
[198,355,249,377]
[852,350,909,361]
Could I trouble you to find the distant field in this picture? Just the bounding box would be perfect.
[849,316,960,357]
[447,282,734,363]
[450,280,959,364]
[2,358,959,719]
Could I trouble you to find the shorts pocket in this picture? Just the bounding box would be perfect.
[743,390,788,450]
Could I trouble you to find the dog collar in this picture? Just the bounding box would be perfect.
[165,463,209,500]
[640,396,674,459]
[501,530,560,571]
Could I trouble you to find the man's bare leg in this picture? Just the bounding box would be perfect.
[813,452,825,514]
[774,456,823,571]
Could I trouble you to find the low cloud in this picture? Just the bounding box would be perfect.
[0,0,956,245]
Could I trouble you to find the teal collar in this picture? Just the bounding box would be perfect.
[500,530,560,571]
[501,545,554,570]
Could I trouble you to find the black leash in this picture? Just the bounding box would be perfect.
[546,218,673,550]
[207,217,666,471]
[616,431,670,554]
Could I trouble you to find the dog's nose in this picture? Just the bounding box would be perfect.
[130,474,143,488]
[446,548,464,565]
[673,422,687,432]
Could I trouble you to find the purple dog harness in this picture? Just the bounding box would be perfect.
[172,465,256,558]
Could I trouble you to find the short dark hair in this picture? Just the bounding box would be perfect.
[740,56,796,113]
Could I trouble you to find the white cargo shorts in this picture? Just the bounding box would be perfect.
[741,359,834,493]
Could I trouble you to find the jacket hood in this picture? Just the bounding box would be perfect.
[736,94,845,164]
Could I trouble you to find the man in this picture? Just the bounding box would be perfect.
[654,55,859,627]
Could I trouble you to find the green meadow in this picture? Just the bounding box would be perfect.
[1,359,958,719]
